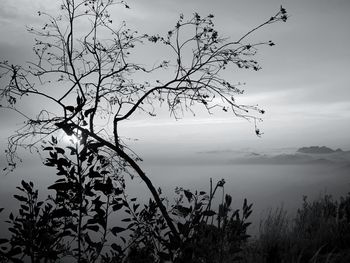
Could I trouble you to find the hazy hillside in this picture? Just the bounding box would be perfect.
[226,146,350,165]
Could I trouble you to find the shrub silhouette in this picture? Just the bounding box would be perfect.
[0,140,253,262]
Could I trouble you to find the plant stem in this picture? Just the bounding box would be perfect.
[76,142,83,262]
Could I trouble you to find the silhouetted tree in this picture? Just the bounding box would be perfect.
[0,0,287,244]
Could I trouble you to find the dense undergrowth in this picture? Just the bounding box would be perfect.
[243,193,350,263]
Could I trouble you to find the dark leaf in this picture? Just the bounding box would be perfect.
[112,203,123,211]
[56,169,67,176]
[195,202,203,211]
[55,147,65,154]
[67,146,76,155]
[84,108,95,117]
[133,203,139,212]
[44,160,55,167]
[57,158,70,167]
[69,167,76,177]
[245,210,252,219]
[84,234,99,248]
[20,205,29,211]
[89,168,102,179]
[202,210,216,216]
[65,106,75,112]
[86,225,99,232]
[76,95,82,106]
[111,226,125,236]
[43,146,53,151]
[87,154,94,164]
[13,195,27,202]
[114,188,123,195]
[51,136,57,144]
[184,190,193,202]
[48,182,73,191]
[101,170,109,175]
[87,218,98,225]
[243,222,252,228]
[280,5,287,14]
[120,236,126,243]
[127,222,136,229]
[174,205,191,217]
[243,198,247,209]
[15,187,24,192]
[225,194,232,207]
[8,227,18,235]
[21,180,31,192]
[111,243,122,252]
[232,209,239,219]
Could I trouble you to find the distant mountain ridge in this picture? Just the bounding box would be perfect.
[297,146,343,154]
[228,146,350,165]
[197,146,350,166]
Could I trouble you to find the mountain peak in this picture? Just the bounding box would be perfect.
[297,146,343,154]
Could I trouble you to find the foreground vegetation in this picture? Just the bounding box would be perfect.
[0,139,253,263]
[0,139,349,262]
[244,193,350,263]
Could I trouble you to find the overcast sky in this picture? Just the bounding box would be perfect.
[0,0,350,157]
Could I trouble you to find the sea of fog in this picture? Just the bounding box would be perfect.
[1,152,349,237]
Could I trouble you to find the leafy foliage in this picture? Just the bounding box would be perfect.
[170,186,253,263]
[0,180,65,262]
